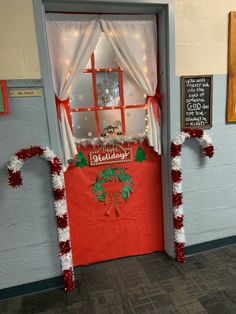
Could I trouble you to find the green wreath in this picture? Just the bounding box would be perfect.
[92,167,134,202]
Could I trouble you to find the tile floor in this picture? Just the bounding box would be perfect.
[1,245,236,313]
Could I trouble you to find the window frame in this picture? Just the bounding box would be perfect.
[70,51,148,138]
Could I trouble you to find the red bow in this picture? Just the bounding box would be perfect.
[55,96,72,129]
[104,192,123,217]
[147,92,161,124]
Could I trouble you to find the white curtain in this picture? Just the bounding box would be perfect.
[46,14,102,170]
[101,15,161,154]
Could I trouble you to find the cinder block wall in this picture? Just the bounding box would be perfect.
[0,0,236,289]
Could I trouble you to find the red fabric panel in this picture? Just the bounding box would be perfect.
[64,141,164,266]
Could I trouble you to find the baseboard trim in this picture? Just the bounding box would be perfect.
[185,235,236,255]
[0,276,63,300]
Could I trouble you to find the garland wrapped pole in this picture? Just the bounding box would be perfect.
[8,146,74,291]
[171,128,214,263]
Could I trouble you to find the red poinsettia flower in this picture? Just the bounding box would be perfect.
[175,242,185,263]
[203,145,214,158]
[15,146,44,160]
[172,192,183,207]
[50,157,62,175]
[8,170,23,188]
[54,188,65,200]
[171,143,182,157]
[171,170,182,183]
[174,215,184,229]
[183,128,203,138]
[59,240,71,255]
[63,268,74,291]
[56,214,68,229]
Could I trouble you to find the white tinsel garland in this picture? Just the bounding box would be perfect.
[74,133,147,147]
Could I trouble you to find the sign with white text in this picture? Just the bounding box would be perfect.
[181,75,213,129]
[89,147,133,166]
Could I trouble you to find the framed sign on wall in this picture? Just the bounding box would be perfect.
[181,75,213,129]
[0,80,9,115]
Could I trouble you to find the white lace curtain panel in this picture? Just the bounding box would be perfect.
[46,13,161,170]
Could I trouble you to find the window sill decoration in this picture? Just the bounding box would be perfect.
[74,132,147,148]
[171,128,214,263]
[8,146,75,291]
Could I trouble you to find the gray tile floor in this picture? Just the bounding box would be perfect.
[1,245,236,313]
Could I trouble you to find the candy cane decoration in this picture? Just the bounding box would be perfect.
[171,128,214,263]
[8,146,74,291]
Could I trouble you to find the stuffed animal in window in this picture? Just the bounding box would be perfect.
[101,125,123,137]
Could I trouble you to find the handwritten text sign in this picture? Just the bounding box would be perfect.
[89,147,133,166]
[181,76,213,128]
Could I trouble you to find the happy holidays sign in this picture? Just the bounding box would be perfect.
[89,146,133,166]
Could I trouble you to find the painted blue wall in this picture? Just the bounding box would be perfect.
[0,80,61,290]
[174,75,236,246]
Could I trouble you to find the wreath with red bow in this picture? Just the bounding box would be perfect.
[92,167,134,216]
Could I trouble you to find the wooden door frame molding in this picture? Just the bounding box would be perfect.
[227,11,236,123]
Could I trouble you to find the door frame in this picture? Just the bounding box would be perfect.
[33,0,177,257]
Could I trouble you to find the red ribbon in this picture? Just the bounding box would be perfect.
[104,192,123,217]
[55,96,72,129]
[147,92,161,124]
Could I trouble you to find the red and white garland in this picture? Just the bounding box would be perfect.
[171,128,214,263]
[8,146,74,291]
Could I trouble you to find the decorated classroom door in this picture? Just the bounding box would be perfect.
[65,142,163,266]
[46,14,163,265]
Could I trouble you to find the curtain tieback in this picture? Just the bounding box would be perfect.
[55,96,70,121]
[147,92,161,124]
[55,96,73,130]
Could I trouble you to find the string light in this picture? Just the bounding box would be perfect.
[73,31,79,37]
[144,66,148,74]
[88,108,91,111]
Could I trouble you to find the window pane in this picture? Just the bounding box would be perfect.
[125,108,146,136]
[123,72,146,105]
[72,111,97,138]
[99,109,122,137]
[71,73,94,108]
[97,72,121,107]
[94,33,117,69]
